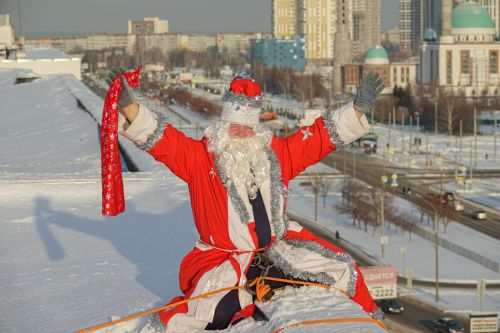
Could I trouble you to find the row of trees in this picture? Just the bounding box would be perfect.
[251,63,327,106]
[161,86,221,117]
[336,180,456,241]
[372,85,477,135]
[132,38,249,78]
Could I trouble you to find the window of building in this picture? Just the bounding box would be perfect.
[490,50,498,74]
[393,67,397,83]
[406,67,410,82]
[461,50,470,74]
[446,50,452,84]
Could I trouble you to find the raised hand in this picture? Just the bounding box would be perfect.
[353,71,385,115]
[105,67,136,109]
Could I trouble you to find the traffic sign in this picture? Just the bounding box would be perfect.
[381,175,388,183]
[391,174,398,180]
[388,148,394,155]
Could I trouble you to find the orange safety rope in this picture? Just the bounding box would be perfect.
[272,317,388,333]
[74,285,243,333]
[75,277,367,333]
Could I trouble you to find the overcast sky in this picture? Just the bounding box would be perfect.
[0,0,399,37]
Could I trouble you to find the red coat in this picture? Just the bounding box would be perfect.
[122,103,378,331]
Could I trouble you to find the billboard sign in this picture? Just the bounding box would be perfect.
[470,314,498,333]
[359,266,397,300]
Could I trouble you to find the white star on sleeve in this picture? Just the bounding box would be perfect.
[301,127,313,141]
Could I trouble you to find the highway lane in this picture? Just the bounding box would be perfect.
[322,149,500,240]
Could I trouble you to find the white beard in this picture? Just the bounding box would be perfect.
[205,122,272,199]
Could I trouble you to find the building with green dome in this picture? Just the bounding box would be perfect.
[420,1,500,98]
[343,45,417,95]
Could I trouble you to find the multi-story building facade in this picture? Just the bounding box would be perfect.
[183,35,216,52]
[26,34,128,54]
[250,37,306,70]
[272,0,353,63]
[273,0,299,38]
[381,27,401,45]
[420,2,500,98]
[0,14,14,50]
[352,0,381,60]
[344,45,417,94]
[128,17,168,34]
[216,33,270,54]
[400,0,423,55]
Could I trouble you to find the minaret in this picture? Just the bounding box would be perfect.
[332,0,353,95]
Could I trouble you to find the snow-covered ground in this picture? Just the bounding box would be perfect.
[372,123,499,171]
[0,70,385,333]
[369,122,500,213]
[287,179,500,314]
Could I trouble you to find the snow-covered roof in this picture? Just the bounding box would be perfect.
[25,47,70,60]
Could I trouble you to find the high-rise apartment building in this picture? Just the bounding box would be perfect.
[273,0,299,38]
[399,0,423,55]
[272,0,353,63]
[422,0,443,35]
[128,17,169,35]
[352,0,381,59]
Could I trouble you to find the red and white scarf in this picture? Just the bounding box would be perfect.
[101,66,141,216]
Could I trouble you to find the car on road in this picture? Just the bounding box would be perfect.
[444,192,455,202]
[453,201,464,212]
[433,317,464,333]
[376,299,404,314]
[473,210,487,220]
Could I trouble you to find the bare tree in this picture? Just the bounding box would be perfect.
[310,173,322,221]
[337,179,366,229]
[321,179,332,208]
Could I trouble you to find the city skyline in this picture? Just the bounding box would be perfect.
[0,0,399,37]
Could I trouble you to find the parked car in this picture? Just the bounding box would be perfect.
[453,201,464,212]
[473,210,487,220]
[376,299,404,314]
[433,317,464,333]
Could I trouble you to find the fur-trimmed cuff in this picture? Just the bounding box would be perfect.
[122,104,168,151]
[322,101,370,147]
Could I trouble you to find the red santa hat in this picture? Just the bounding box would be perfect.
[221,72,263,126]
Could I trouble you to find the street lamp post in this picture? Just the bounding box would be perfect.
[494,119,497,161]
[416,112,420,156]
[400,247,407,272]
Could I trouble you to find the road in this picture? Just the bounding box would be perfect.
[297,217,472,333]
[322,149,500,240]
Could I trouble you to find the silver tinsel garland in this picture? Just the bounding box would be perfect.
[267,238,358,298]
[322,108,346,150]
[137,110,169,152]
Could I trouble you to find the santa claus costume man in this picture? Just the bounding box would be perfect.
[105,69,385,332]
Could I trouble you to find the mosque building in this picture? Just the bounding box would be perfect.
[420,1,500,98]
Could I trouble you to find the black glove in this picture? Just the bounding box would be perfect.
[353,71,385,114]
[105,67,136,109]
